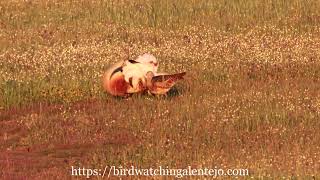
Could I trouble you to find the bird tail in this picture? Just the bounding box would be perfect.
[102,61,129,96]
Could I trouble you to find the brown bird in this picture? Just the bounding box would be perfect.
[102,53,186,97]
[146,71,186,95]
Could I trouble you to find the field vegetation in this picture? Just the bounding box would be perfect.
[1,0,320,178]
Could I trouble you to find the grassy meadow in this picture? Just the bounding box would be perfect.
[1,0,320,178]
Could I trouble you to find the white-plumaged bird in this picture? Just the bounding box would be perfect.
[128,53,158,73]
[102,53,157,97]
[122,53,159,91]
[102,61,142,97]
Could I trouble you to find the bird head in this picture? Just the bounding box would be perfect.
[146,71,154,88]
[146,71,155,79]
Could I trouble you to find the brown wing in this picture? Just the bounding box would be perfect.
[151,72,186,89]
[151,72,186,83]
